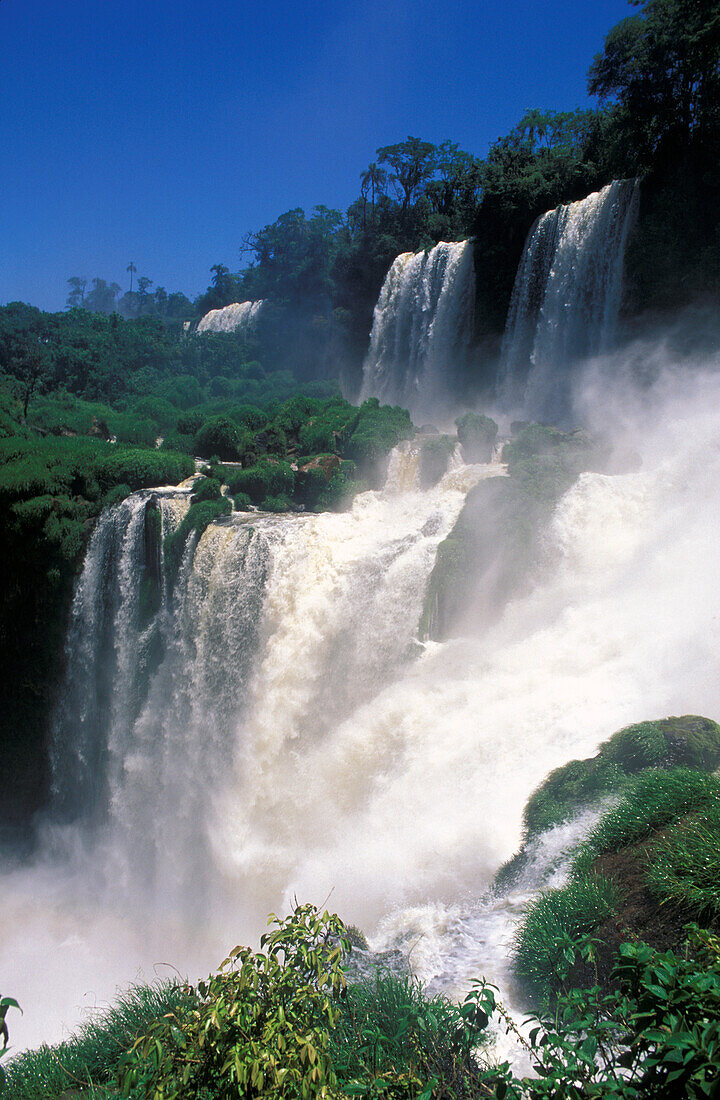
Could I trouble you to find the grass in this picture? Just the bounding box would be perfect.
[645,799,720,919]
[4,979,194,1099]
[522,716,720,838]
[572,768,720,873]
[513,874,621,1005]
[330,971,485,1097]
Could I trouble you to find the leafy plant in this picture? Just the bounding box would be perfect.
[117,904,349,1099]
[0,995,21,1095]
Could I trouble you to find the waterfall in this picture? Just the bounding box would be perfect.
[360,240,475,421]
[499,180,639,421]
[5,361,720,1057]
[44,461,498,917]
[197,299,265,334]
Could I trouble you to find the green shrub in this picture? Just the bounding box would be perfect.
[194,415,242,460]
[117,905,348,1099]
[523,716,720,839]
[176,409,204,436]
[514,874,621,1005]
[574,768,720,871]
[264,493,292,512]
[645,801,720,919]
[191,475,223,503]
[330,972,486,1096]
[419,434,456,488]
[455,412,498,463]
[227,460,295,504]
[164,497,232,580]
[233,491,252,510]
[4,982,190,1099]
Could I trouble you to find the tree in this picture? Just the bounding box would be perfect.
[66,277,86,310]
[84,278,121,315]
[11,339,53,418]
[126,262,136,293]
[588,0,720,162]
[359,162,388,226]
[377,137,438,210]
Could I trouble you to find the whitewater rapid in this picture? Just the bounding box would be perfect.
[3,359,720,1057]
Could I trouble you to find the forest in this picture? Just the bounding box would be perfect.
[2,0,720,1096]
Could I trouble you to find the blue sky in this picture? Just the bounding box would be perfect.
[2,0,631,312]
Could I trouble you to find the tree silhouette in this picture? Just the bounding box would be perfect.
[126,262,137,293]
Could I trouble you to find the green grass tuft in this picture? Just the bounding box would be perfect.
[645,799,720,918]
[573,767,720,873]
[513,874,621,1005]
[4,979,193,1099]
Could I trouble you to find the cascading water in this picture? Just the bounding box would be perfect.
[3,350,720,1060]
[499,179,639,421]
[360,240,475,421]
[196,299,265,334]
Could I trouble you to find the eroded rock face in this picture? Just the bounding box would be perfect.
[299,454,341,481]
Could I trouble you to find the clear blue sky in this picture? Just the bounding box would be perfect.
[1,0,631,312]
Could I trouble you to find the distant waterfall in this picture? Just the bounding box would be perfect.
[197,300,265,334]
[360,241,475,421]
[499,180,639,421]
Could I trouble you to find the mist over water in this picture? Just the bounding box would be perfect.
[4,326,720,1052]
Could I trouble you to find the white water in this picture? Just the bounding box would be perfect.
[197,299,265,334]
[499,180,639,421]
[360,240,475,421]
[3,354,720,1060]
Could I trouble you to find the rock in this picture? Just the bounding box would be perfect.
[299,454,341,481]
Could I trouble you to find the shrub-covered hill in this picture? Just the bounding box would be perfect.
[510,715,720,1007]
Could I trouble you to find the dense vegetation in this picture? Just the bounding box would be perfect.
[506,712,720,1010]
[5,902,720,1097]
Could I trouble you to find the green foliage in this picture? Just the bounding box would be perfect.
[523,759,625,838]
[573,768,720,871]
[346,399,414,481]
[514,875,622,1005]
[164,497,232,581]
[4,982,189,1099]
[191,475,224,503]
[227,460,295,504]
[0,995,21,1095]
[330,971,490,1098]
[522,716,720,838]
[117,904,349,1099]
[194,416,243,461]
[643,800,720,919]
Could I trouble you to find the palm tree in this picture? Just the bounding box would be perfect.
[359,163,388,224]
[126,262,137,293]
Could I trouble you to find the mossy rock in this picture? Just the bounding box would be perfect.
[419,434,456,489]
[455,412,498,463]
[522,716,720,839]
